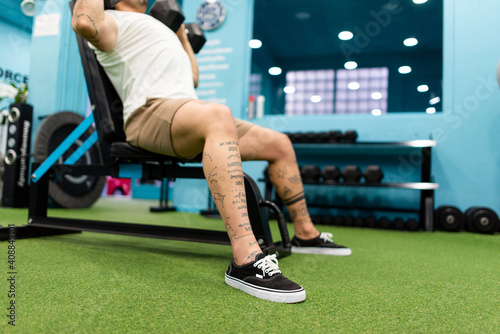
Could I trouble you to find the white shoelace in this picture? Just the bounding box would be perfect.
[319,232,334,243]
[253,254,281,277]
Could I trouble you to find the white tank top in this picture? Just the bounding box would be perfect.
[89,10,198,122]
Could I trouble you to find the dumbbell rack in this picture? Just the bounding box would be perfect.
[264,140,438,232]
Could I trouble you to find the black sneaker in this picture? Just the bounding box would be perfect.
[291,232,352,256]
[225,253,306,303]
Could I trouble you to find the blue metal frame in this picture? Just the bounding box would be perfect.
[31,114,97,182]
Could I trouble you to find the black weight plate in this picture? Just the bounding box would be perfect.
[434,206,464,232]
[34,112,106,208]
[465,207,499,234]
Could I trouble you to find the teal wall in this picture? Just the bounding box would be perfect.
[27,0,88,145]
[0,21,31,110]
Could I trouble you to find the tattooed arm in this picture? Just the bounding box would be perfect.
[72,0,118,52]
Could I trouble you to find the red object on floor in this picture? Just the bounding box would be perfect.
[106,177,131,196]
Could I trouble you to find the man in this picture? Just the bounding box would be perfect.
[72,0,350,303]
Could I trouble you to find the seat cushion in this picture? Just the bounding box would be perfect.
[110,142,202,163]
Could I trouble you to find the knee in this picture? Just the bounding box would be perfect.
[270,132,294,160]
[206,104,237,135]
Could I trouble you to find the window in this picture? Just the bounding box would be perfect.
[283,67,389,115]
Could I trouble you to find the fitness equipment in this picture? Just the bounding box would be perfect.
[300,165,321,182]
[341,165,362,183]
[327,130,343,143]
[322,165,341,183]
[0,0,292,258]
[1,104,33,208]
[363,165,384,183]
[343,130,358,143]
[332,216,344,226]
[104,0,122,9]
[406,218,420,231]
[378,216,391,229]
[149,0,185,33]
[465,207,499,234]
[185,23,207,54]
[343,216,355,227]
[33,111,106,209]
[148,0,206,53]
[354,216,365,227]
[393,217,405,230]
[365,216,377,228]
[292,132,306,143]
[434,205,464,232]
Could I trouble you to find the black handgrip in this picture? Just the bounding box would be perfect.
[259,200,291,249]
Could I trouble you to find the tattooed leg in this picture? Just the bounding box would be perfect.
[238,126,320,239]
[170,101,262,265]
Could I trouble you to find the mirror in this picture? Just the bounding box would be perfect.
[249,0,443,117]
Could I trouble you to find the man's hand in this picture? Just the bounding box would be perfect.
[176,24,189,44]
[176,23,199,88]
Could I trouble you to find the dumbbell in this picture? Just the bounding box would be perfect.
[149,0,185,33]
[311,215,323,225]
[434,205,464,232]
[378,216,391,229]
[185,23,207,54]
[406,218,420,231]
[293,132,307,143]
[332,216,344,226]
[327,130,343,143]
[149,0,206,53]
[343,216,355,227]
[343,130,358,143]
[365,216,378,228]
[322,215,335,225]
[306,132,328,143]
[322,166,341,183]
[464,207,499,234]
[104,0,122,9]
[393,217,405,230]
[300,165,321,183]
[354,217,365,227]
[341,165,362,183]
[363,165,384,183]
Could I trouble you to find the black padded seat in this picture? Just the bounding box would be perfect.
[110,142,202,163]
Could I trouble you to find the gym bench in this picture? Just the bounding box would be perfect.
[0,0,291,258]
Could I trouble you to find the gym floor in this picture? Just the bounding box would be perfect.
[0,197,499,333]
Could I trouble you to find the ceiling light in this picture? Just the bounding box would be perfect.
[338,31,353,41]
[417,85,429,92]
[310,95,322,103]
[344,61,358,70]
[371,109,382,116]
[413,0,428,4]
[249,39,262,49]
[398,66,412,74]
[371,92,383,100]
[403,38,418,47]
[283,86,295,94]
[429,96,441,105]
[20,0,35,16]
[426,107,436,114]
[348,82,360,90]
[295,12,311,19]
[268,67,282,76]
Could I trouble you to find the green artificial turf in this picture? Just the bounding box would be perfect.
[0,197,499,333]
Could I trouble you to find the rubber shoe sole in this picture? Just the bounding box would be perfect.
[291,246,352,256]
[225,274,306,303]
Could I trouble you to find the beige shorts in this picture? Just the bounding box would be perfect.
[123,97,254,158]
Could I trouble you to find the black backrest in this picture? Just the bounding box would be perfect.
[70,0,126,145]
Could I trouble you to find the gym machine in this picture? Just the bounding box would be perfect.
[0,0,291,257]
